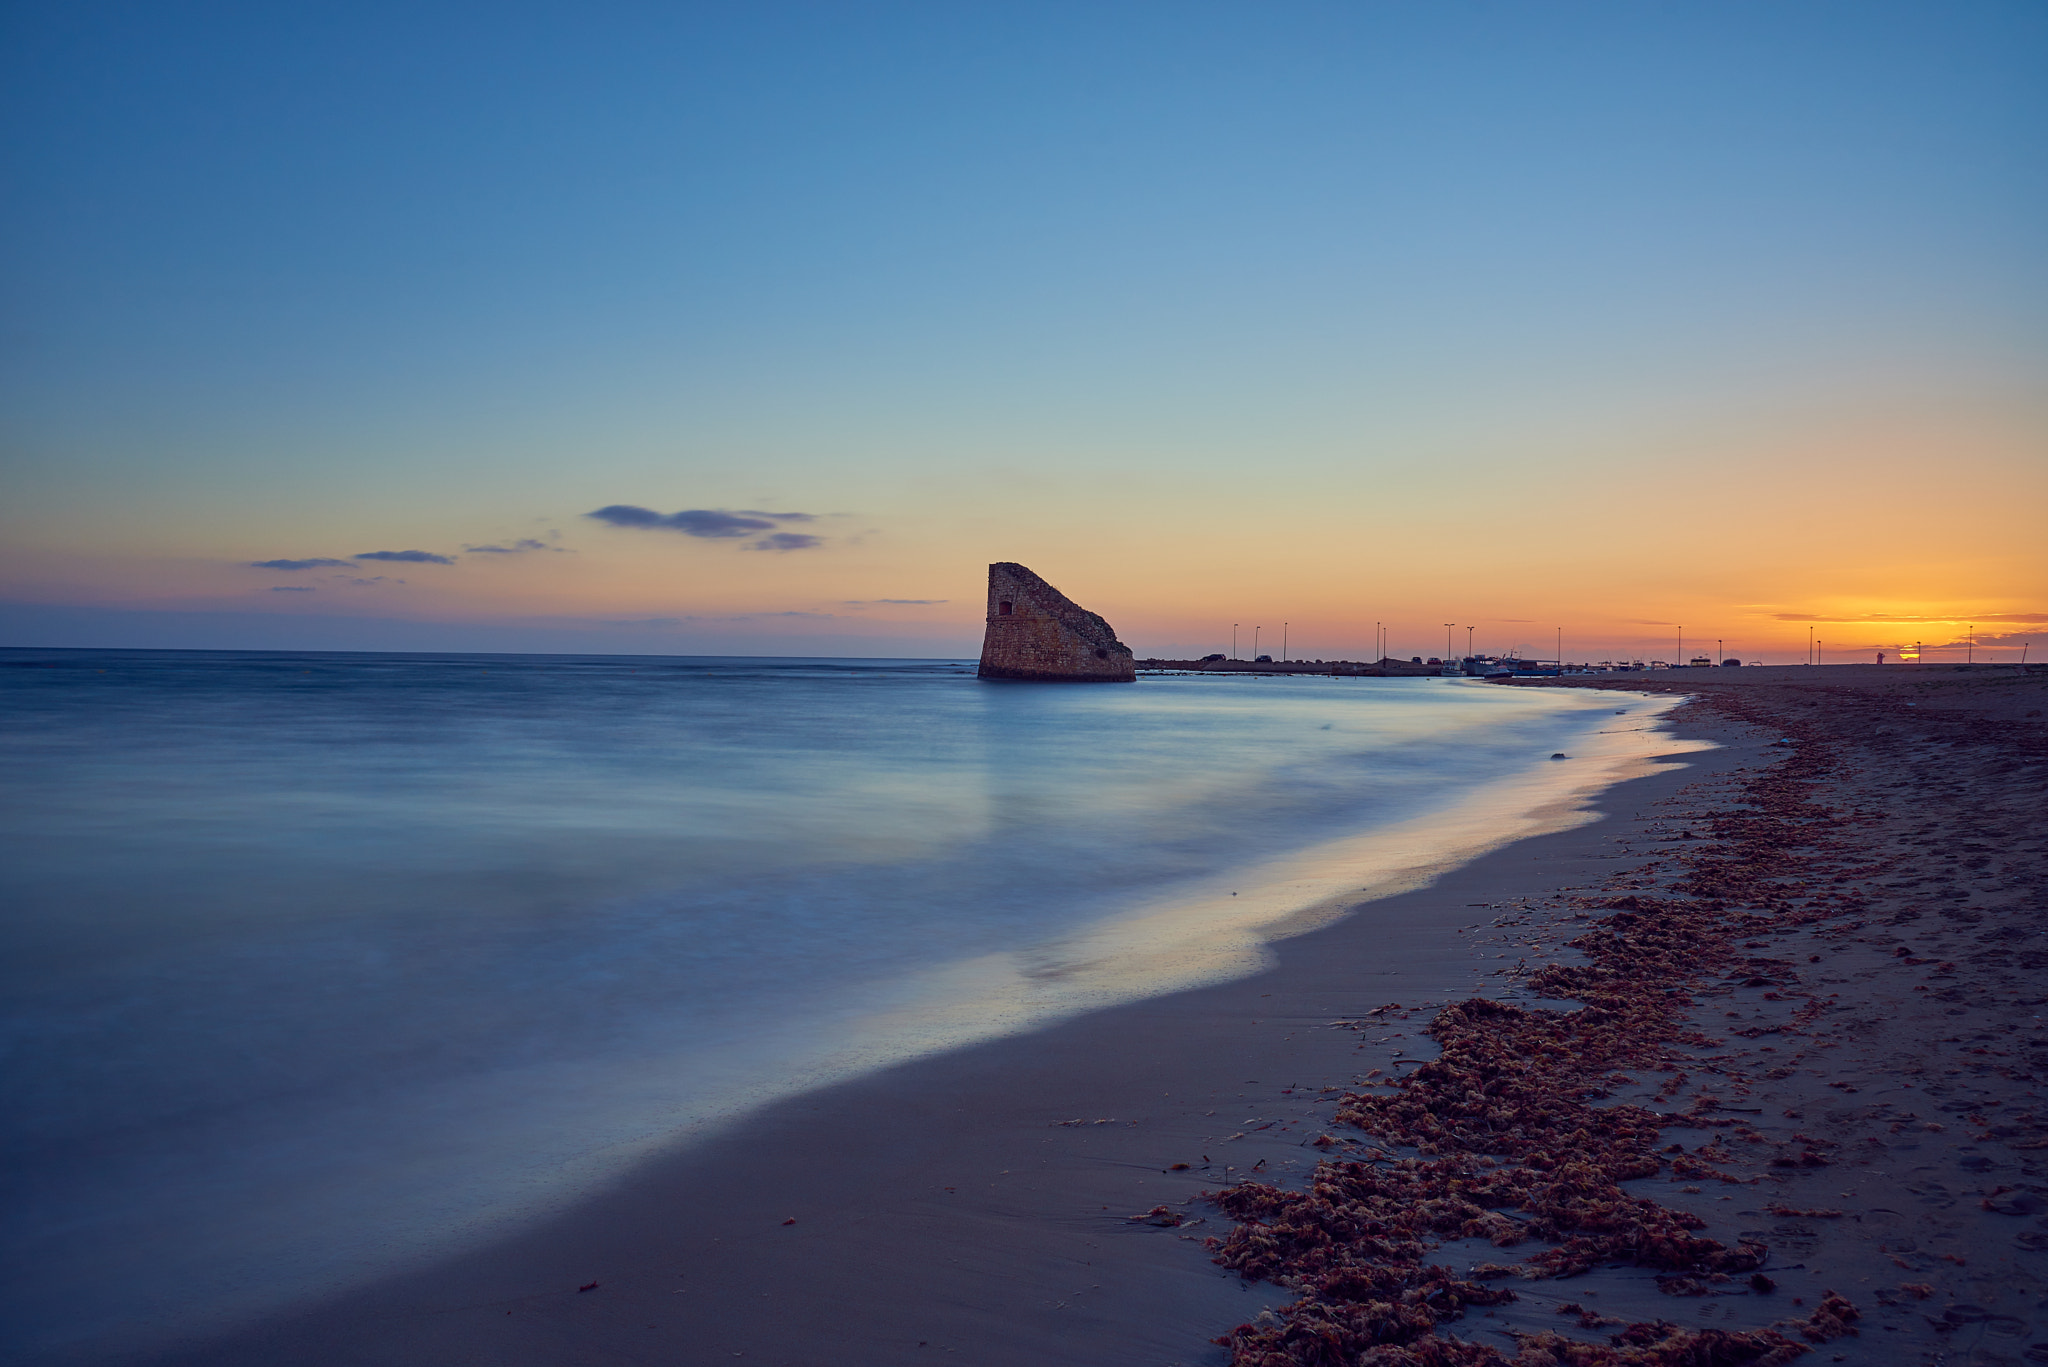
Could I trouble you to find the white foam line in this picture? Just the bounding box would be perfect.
[791,688,1712,1066]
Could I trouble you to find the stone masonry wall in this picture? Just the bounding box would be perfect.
[977,563,1136,682]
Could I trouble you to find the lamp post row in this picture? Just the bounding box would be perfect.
[1206,620,2028,667]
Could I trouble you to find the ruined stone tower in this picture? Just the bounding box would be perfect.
[977,563,1136,682]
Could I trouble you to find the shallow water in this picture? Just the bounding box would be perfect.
[0,650,1686,1360]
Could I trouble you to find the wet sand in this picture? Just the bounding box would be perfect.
[131,664,2046,1367]
[1208,664,2047,1366]
[1470,663,2048,1366]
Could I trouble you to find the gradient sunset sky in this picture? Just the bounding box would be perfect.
[3,1,2042,662]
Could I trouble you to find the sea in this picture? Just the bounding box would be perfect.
[0,649,1699,1362]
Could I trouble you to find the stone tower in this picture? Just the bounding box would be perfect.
[977,563,1136,682]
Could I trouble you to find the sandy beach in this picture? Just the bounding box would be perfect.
[133,664,2046,1367]
[14,5,2039,1363]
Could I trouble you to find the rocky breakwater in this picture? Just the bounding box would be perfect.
[977,562,1136,683]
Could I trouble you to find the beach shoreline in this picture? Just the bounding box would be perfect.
[118,688,1738,1367]
[126,665,2047,1367]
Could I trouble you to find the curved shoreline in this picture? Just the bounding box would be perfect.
[1208,664,2048,1366]
[115,691,1760,1367]
[3,668,1640,1365]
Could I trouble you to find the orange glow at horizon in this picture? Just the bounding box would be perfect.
[4,397,2042,662]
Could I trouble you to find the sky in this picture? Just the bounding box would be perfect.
[2,0,2043,663]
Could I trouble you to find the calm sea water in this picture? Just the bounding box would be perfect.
[0,649,1679,1360]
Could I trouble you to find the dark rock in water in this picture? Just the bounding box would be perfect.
[977,562,1135,683]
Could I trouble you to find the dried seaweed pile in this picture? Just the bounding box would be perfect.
[1206,705,1866,1365]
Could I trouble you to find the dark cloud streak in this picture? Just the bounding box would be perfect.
[586,506,770,537]
[586,505,827,550]
[251,558,352,570]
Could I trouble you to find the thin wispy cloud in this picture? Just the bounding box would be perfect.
[268,585,315,592]
[253,550,454,570]
[354,550,454,564]
[1774,611,2047,624]
[749,532,822,552]
[842,599,947,606]
[464,539,564,554]
[670,611,841,622]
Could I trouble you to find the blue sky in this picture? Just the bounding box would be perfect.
[3,1,2043,660]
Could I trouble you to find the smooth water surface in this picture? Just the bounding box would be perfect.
[0,650,1675,1360]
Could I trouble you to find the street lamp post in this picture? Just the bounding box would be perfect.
[1968,624,1974,665]
[1232,624,1238,661]
[1283,622,1288,663]
[1254,626,1261,660]
[1444,624,1455,665]
[1466,625,1475,660]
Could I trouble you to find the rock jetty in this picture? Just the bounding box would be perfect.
[977,562,1135,682]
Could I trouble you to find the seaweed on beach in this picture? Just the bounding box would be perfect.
[1205,698,1868,1366]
